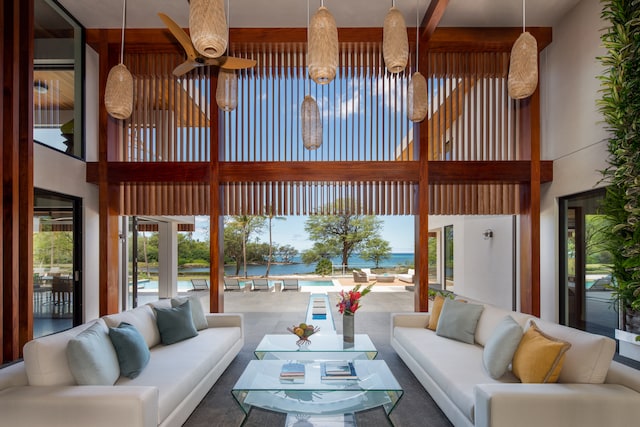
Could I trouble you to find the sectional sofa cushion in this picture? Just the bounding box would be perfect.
[67,321,120,385]
[436,298,484,344]
[109,322,151,379]
[172,294,208,331]
[23,320,96,386]
[474,303,533,346]
[528,318,616,384]
[482,315,523,379]
[512,320,571,383]
[103,304,160,348]
[154,300,198,345]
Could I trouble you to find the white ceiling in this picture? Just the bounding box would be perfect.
[57,0,583,30]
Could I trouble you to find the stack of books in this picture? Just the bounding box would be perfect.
[279,362,305,381]
[321,361,358,380]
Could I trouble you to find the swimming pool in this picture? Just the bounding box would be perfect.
[298,280,336,287]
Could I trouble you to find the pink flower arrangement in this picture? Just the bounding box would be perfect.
[337,282,374,315]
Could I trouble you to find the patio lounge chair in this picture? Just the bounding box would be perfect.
[252,278,273,291]
[223,278,245,291]
[282,278,300,291]
[353,270,369,283]
[190,279,209,291]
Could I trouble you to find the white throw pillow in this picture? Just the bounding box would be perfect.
[103,305,160,348]
[482,315,523,379]
[67,321,120,385]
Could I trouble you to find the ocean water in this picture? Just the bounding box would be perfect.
[222,253,414,277]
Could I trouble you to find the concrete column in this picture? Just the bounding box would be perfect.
[158,222,178,298]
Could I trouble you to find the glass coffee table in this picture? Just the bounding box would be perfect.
[255,333,377,360]
[232,359,403,425]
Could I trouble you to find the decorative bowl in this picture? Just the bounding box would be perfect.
[287,323,320,346]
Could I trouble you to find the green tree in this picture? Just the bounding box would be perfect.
[277,244,298,263]
[303,201,384,268]
[359,237,392,268]
[315,258,333,275]
[264,207,285,277]
[225,216,266,277]
[223,220,244,275]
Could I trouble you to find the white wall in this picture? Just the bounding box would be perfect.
[539,0,609,321]
[33,45,101,322]
[429,215,515,310]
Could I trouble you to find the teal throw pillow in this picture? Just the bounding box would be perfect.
[67,322,120,385]
[435,298,484,344]
[482,315,524,379]
[172,294,208,331]
[108,322,150,379]
[155,300,198,345]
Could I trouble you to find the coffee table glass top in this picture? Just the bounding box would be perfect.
[255,333,377,360]
[232,359,403,419]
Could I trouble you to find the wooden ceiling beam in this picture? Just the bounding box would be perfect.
[86,160,553,185]
[86,27,552,54]
[420,0,450,42]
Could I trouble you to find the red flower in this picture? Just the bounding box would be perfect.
[336,283,374,315]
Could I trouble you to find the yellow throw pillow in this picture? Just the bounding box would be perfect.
[512,320,571,383]
[427,295,445,330]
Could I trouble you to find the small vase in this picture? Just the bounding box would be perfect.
[343,312,355,345]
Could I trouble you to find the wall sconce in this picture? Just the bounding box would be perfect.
[483,229,494,240]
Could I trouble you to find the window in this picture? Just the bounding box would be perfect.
[444,224,454,289]
[33,0,84,158]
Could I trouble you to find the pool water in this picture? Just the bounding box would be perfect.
[298,280,335,287]
[137,279,336,290]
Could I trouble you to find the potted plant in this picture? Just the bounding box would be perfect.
[598,0,640,337]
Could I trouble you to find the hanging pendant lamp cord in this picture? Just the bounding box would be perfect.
[307,0,311,94]
[416,0,420,72]
[522,0,526,33]
[120,0,126,64]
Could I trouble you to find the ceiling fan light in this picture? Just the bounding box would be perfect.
[189,0,228,59]
[308,6,338,85]
[301,95,322,150]
[216,69,238,112]
[508,31,538,99]
[383,6,409,74]
[105,63,133,120]
[408,71,428,122]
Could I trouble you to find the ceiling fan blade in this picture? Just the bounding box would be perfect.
[220,56,257,70]
[158,13,197,60]
[173,60,199,77]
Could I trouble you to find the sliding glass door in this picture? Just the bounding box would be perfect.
[33,189,82,337]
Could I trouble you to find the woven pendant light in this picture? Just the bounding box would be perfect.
[508,0,538,99]
[216,69,238,112]
[407,1,427,122]
[308,3,338,85]
[105,0,132,120]
[189,0,228,59]
[408,72,427,122]
[383,3,409,74]
[301,95,322,150]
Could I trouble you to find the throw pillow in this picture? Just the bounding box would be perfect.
[172,294,208,331]
[482,315,524,379]
[154,300,198,345]
[427,295,445,331]
[512,320,571,383]
[109,322,151,379]
[435,298,484,344]
[67,322,120,385]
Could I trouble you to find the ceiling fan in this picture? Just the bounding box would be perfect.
[158,13,256,77]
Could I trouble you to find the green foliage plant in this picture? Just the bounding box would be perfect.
[315,258,333,276]
[598,0,640,326]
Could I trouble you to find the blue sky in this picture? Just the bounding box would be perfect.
[194,215,415,253]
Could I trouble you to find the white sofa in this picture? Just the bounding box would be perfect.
[397,268,414,283]
[391,299,640,427]
[0,295,244,427]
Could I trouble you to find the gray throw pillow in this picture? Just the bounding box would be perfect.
[435,298,484,344]
[482,315,524,379]
[155,300,198,345]
[172,294,208,331]
[109,322,151,379]
[67,321,120,385]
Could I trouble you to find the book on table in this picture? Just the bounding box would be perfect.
[280,362,305,380]
[321,361,358,380]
